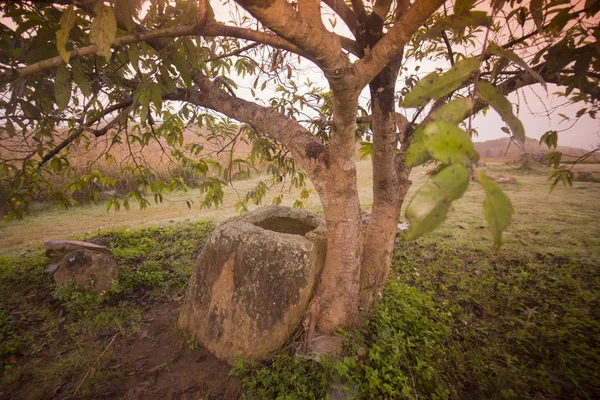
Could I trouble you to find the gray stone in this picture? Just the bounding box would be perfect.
[53,249,119,293]
[45,240,112,274]
[178,206,327,364]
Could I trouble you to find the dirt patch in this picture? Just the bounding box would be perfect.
[1,298,239,400]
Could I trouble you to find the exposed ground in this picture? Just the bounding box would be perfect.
[1,162,599,399]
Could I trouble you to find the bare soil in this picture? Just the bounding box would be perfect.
[1,294,240,400]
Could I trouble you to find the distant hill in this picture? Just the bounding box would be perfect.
[473,137,595,161]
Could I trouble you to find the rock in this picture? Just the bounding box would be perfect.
[46,240,118,293]
[53,249,119,293]
[45,240,112,274]
[496,176,517,184]
[178,206,327,364]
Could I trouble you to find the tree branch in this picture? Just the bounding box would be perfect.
[355,0,445,89]
[37,98,133,168]
[322,0,358,37]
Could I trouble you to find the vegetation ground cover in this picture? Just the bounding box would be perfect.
[0,163,599,399]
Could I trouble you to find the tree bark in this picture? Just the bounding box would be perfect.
[359,56,407,307]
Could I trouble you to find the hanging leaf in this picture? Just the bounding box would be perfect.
[150,82,162,111]
[407,99,472,167]
[477,81,525,143]
[114,0,137,31]
[71,62,91,97]
[401,58,481,108]
[478,172,513,249]
[539,130,558,149]
[89,2,117,60]
[430,97,473,123]
[405,164,470,240]
[56,5,76,64]
[486,42,547,91]
[128,43,139,69]
[454,0,476,15]
[530,0,544,32]
[406,128,431,167]
[418,12,492,43]
[422,121,475,165]
[54,64,71,111]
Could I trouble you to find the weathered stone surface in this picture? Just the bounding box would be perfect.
[45,240,112,274]
[53,249,119,293]
[178,206,327,364]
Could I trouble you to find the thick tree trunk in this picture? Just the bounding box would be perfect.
[312,163,363,333]
[359,58,411,308]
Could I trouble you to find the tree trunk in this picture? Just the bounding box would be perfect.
[359,59,411,308]
[312,163,363,333]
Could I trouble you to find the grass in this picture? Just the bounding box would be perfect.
[1,162,599,398]
[0,221,214,398]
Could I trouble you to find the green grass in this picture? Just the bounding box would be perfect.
[0,220,214,398]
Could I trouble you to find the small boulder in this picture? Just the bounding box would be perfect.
[53,249,119,293]
[45,240,112,274]
[179,206,327,364]
[45,240,118,293]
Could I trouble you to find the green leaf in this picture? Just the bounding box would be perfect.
[429,97,473,124]
[478,172,513,249]
[56,5,76,64]
[406,128,431,167]
[359,141,372,160]
[71,62,91,97]
[54,64,71,111]
[150,83,162,110]
[89,2,117,60]
[114,0,137,31]
[405,164,470,240]
[540,130,558,149]
[423,121,474,165]
[454,0,476,15]
[128,43,139,68]
[402,58,481,108]
[418,12,492,43]
[486,42,546,91]
[477,81,525,143]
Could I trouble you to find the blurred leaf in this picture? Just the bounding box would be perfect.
[359,141,372,160]
[454,0,476,15]
[478,172,513,249]
[418,12,492,42]
[406,128,431,167]
[128,43,139,68]
[406,164,470,240]
[402,58,481,108]
[71,63,91,97]
[429,97,473,124]
[423,121,474,165]
[56,5,76,63]
[54,64,71,111]
[89,2,117,60]
[530,0,544,32]
[477,82,525,143]
[540,130,558,149]
[486,42,547,91]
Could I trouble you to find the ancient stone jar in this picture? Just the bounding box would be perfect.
[178,206,327,363]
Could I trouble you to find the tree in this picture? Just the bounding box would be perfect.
[0,0,598,337]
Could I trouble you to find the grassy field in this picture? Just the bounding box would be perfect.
[0,162,599,399]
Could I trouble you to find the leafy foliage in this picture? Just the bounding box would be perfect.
[405,164,470,240]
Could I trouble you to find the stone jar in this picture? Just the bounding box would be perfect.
[178,206,327,363]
